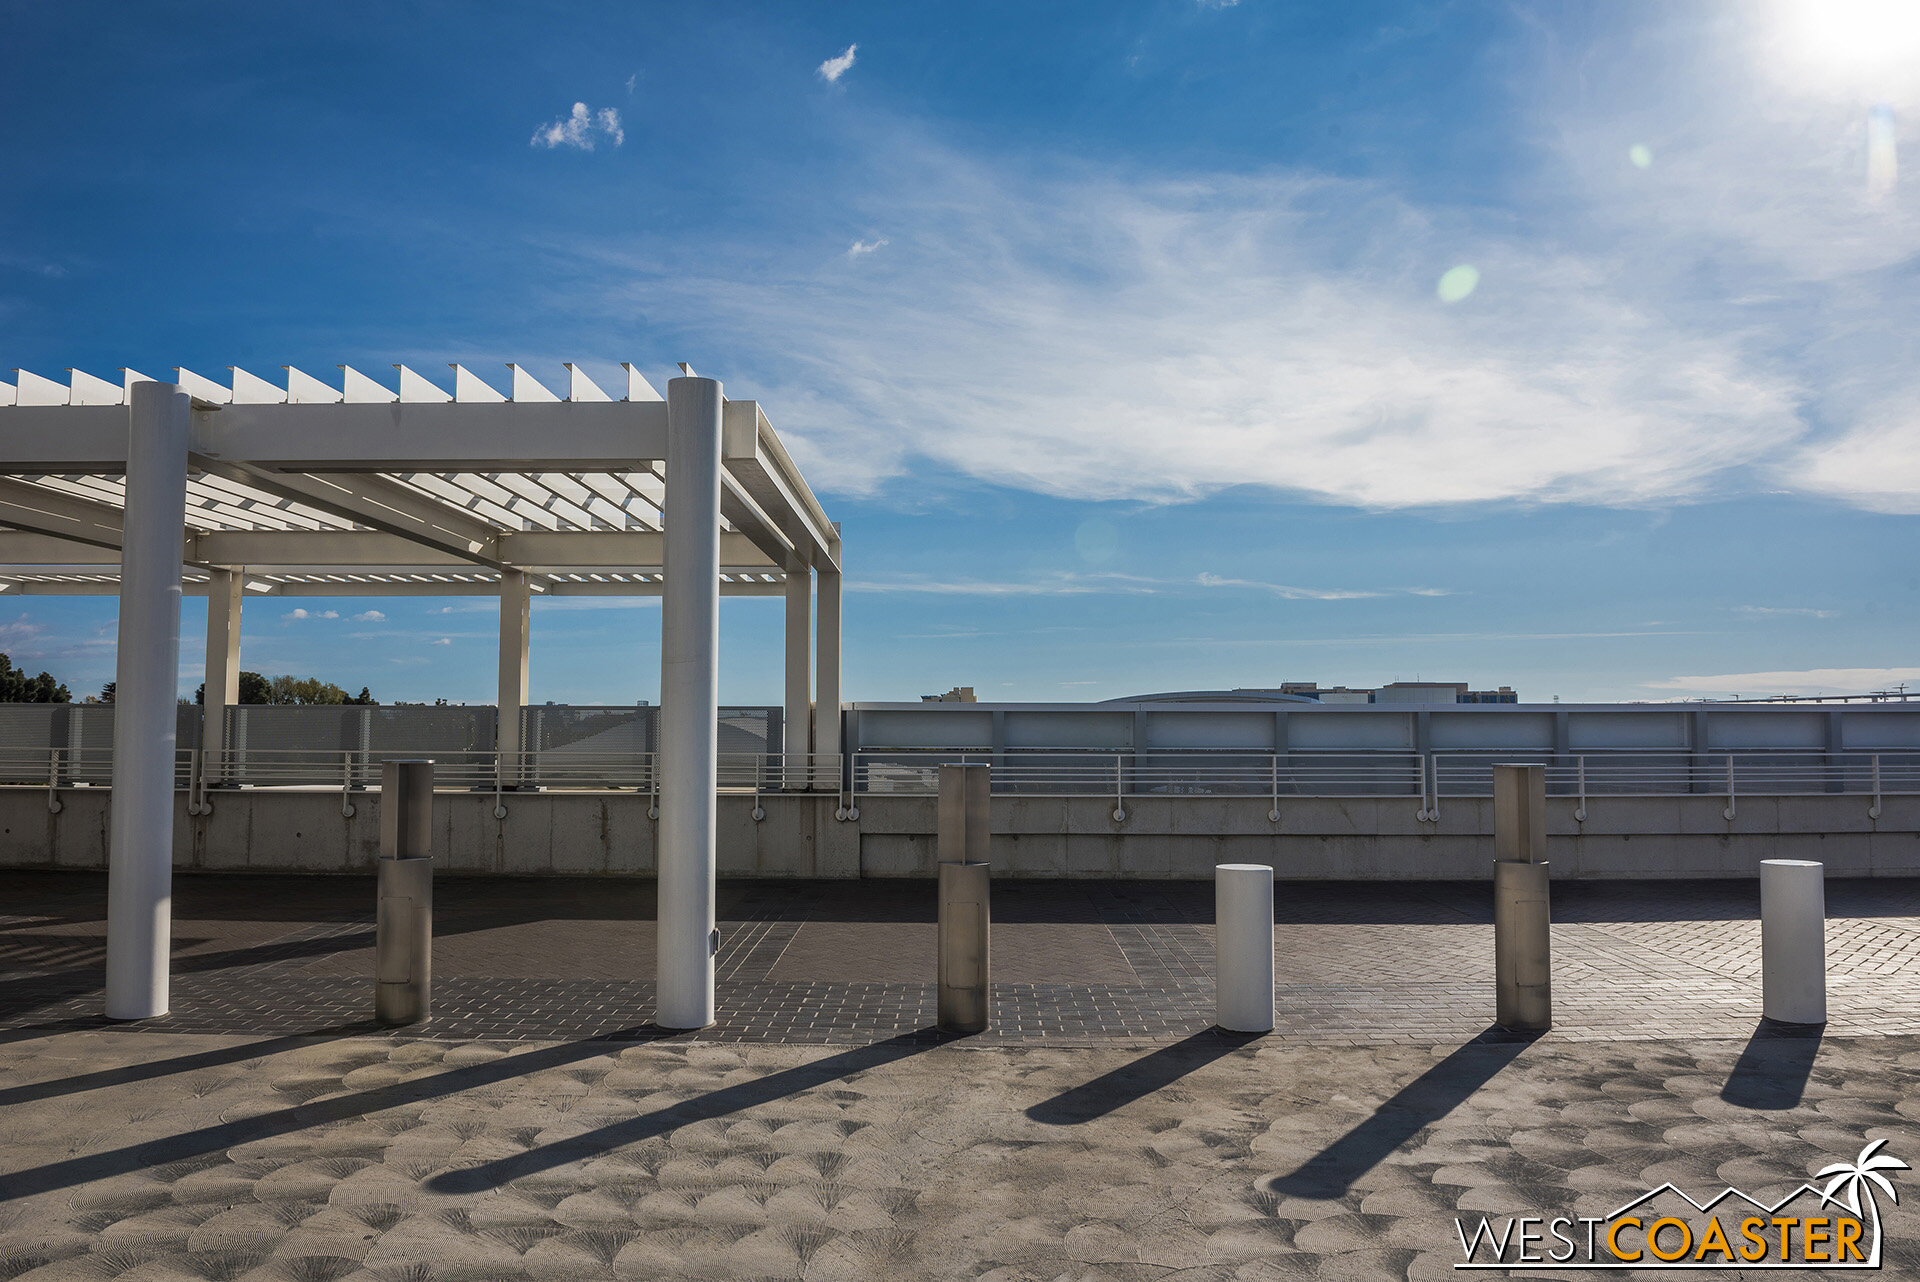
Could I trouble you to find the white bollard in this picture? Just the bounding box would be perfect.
[1215,863,1275,1033]
[1761,859,1826,1025]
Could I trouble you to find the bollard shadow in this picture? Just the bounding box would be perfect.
[1267,1027,1535,1201]
[1025,1029,1264,1125]
[427,1032,940,1193]
[1719,1018,1824,1110]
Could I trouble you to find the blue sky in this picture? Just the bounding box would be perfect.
[2,0,1917,705]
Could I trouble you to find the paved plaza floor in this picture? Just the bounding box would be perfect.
[3,872,1919,1279]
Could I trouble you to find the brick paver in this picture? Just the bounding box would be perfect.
[4,872,1920,1044]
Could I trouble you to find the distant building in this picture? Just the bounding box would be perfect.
[1105,681,1519,705]
[922,686,978,703]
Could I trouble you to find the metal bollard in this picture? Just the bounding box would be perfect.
[937,762,990,1034]
[1215,863,1275,1033]
[1761,859,1826,1025]
[375,760,434,1026]
[1492,763,1551,1031]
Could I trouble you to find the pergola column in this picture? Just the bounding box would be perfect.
[201,567,243,783]
[657,375,723,1029]
[106,382,190,1020]
[815,553,842,778]
[497,569,530,788]
[783,564,811,785]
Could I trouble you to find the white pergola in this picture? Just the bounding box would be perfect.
[0,361,844,1030]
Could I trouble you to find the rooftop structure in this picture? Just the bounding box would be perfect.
[0,362,843,1031]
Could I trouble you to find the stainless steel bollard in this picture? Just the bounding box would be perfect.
[937,762,990,1034]
[1492,763,1551,1031]
[1761,858,1826,1024]
[375,760,434,1026]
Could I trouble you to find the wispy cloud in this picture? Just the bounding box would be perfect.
[1197,572,1381,601]
[530,102,624,150]
[1645,667,1920,695]
[1734,605,1837,619]
[579,148,1802,508]
[818,44,858,83]
[430,637,451,646]
[847,236,889,259]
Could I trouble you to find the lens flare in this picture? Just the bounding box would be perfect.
[1629,144,1653,169]
[1868,103,1897,201]
[1436,265,1480,303]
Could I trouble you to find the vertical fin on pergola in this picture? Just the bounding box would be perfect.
[65,369,122,405]
[119,369,155,399]
[565,363,612,402]
[621,362,664,402]
[228,367,286,405]
[394,365,451,403]
[507,364,560,403]
[284,366,342,405]
[174,368,233,404]
[0,377,13,407]
[339,365,397,403]
[450,364,506,403]
[13,370,68,406]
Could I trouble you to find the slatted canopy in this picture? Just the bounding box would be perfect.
[0,361,838,594]
[0,361,844,1029]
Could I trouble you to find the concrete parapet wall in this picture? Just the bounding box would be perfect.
[0,787,1911,879]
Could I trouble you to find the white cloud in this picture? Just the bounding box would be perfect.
[1734,605,1837,619]
[593,154,1801,508]
[431,637,451,646]
[352,610,386,623]
[282,608,339,620]
[847,236,889,259]
[595,107,624,147]
[1645,667,1920,695]
[818,44,857,83]
[624,72,637,95]
[1197,572,1382,601]
[531,102,624,150]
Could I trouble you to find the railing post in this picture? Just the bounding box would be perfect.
[46,747,63,815]
[1112,754,1127,823]
[1724,754,1737,822]
[341,752,357,819]
[1268,753,1280,824]
[1870,754,1882,821]
[1573,755,1587,823]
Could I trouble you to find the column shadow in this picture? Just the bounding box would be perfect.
[1719,1018,1823,1110]
[1266,1027,1535,1201]
[1024,1029,1264,1125]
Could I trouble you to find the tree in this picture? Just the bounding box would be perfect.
[98,680,115,704]
[193,672,374,705]
[238,671,272,705]
[0,653,72,703]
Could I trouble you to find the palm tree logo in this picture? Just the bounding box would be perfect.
[1817,1139,1909,1268]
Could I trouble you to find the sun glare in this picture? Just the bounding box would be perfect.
[1773,0,1920,92]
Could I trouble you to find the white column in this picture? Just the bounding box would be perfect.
[106,381,190,1020]
[657,375,723,1029]
[783,565,811,782]
[496,569,530,788]
[201,567,243,780]
[815,554,842,782]
[1215,863,1275,1033]
[1761,859,1827,1024]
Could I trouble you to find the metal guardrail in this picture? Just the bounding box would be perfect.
[3,746,1913,825]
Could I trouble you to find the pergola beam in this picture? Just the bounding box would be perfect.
[191,460,504,568]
